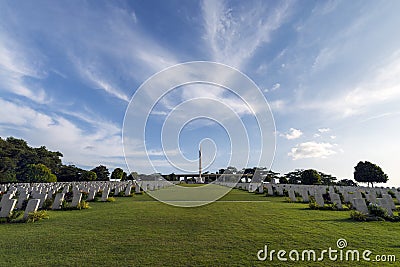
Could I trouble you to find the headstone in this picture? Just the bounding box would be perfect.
[275,186,284,196]
[365,192,377,204]
[288,189,297,202]
[266,184,274,196]
[329,192,342,209]
[52,193,65,210]
[352,191,363,199]
[382,194,396,210]
[394,192,400,204]
[377,198,393,216]
[16,191,30,210]
[101,188,110,201]
[257,184,264,194]
[114,186,121,196]
[87,189,96,201]
[23,199,40,220]
[0,198,17,218]
[314,193,325,207]
[125,184,132,196]
[300,189,309,202]
[135,183,141,194]
[0,193,12,209]
[352,198,368,214]
[36,193,48,209]
[71,192,82,208]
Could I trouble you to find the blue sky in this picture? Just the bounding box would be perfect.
[1,0,400,186]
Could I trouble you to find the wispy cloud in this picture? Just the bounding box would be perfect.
[0,31,48,103]
[201,0,292,68]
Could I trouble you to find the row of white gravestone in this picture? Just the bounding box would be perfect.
[0,181,138,219]
[241,182,399,215]
[0,193,40,219]
[230,182,398,215]
[0,180,176,219]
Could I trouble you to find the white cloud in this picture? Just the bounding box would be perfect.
[0,98,125,169]
[288,141,337,160]
[271,83,281,91]
[318,128,330,133]
[281,128,303,140]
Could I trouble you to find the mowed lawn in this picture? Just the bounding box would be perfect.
[1,188,399,266]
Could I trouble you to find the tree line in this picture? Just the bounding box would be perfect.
[0,137,133,183]
[0,136,389,186]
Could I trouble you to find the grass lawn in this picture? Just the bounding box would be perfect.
[1,188,399,266]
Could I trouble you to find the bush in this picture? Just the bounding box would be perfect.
[77,201,90,210]
[309,197,319,210]
[61,200,69,210]
[106,197,116,202]
[26,210,49,223]
[368,203,389,218]
[350,210,367,221]
[42,198,53,210]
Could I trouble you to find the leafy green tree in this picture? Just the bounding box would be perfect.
[319,172,337,185]
[19,163,57,183]
[354,161,388,187]
[82,170,97,181]
[300,169,321,185]
[336,179,358,187]
[111,168,124,180]
[279,176,288,184]
[264,170,280,183]
[57,165,84,182]
[284,169,303,184]
[91,165,110,181]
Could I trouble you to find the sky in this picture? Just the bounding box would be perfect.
[1,0,400,186]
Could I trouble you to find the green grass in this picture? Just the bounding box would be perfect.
[1,189,399,266]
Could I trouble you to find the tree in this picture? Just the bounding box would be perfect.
[354,161,388,187]
[319,172,337,185]
[57,165,84,182]
[264,170,280,183]
[284,169,303,184]
[91,165,110,181]
[336,179,358,187]
[18,163,57,183]
[300,169,321,185]
[279,176,288,184]
[111,168,124,180]
[82,170,97,181]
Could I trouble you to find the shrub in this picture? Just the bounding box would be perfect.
[350,210,366,221]
[309,197,318,210]
[106,197,116,202]
[77,201,90,210]
[81,191,89,200]
[42,198,53,210]
[26,210,49,223]
[61,200,69,210]
[118,191,125,197]
[368,203,389,218]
